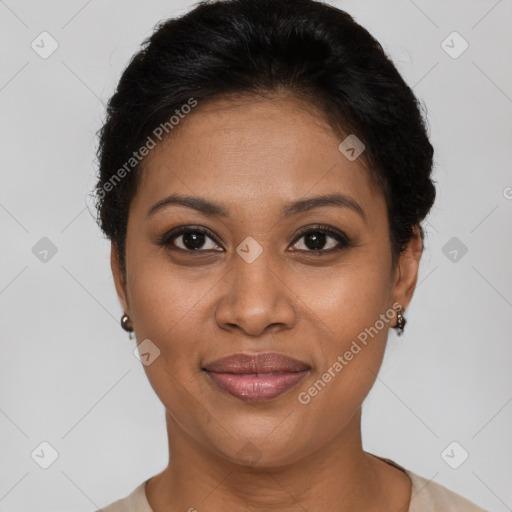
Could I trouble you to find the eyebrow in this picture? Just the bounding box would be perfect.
[147,192,365,221]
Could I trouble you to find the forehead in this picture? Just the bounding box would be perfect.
[132,94,385,220]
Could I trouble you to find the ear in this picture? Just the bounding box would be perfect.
[111,242,129,314]
[392,226,423,312]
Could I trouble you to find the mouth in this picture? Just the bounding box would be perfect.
[202,352,311,402]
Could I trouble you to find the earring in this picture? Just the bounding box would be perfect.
[121,313,134,339]
[395,307,406,336]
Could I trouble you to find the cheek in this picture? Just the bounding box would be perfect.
[292,248,393,337]
[292,250,393,410]
[294,289,391,444]
[125,260,227,448]
[127,248,207,334]
[125,256,210,381]
[127,266,207,419]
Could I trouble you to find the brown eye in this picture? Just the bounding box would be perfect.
[289,225,350,253]
[157,227,223,252]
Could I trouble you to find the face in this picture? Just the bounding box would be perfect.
[111,93,422,467]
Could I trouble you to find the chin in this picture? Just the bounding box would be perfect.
[208,429,313,469]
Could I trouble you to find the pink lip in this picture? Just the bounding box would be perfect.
[203,352,311,402]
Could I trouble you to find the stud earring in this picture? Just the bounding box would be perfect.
[120,313,134,339]
[395,307,406,336]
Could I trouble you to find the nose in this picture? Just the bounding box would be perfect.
[215,250,297,337]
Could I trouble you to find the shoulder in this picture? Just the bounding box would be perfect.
[406,470,490,512]
[94,468,491,512]
[95,479,153,512]
[367,453,490,512]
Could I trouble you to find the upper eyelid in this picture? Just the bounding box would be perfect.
[162,225,347,250]
[160,226,221,247]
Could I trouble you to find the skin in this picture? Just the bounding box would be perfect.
[111,92,423,512]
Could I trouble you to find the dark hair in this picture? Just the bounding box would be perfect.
[94,0,436,275]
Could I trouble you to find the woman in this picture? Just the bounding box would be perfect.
[94,0,489,510]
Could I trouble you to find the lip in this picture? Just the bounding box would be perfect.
[202,352,311,402]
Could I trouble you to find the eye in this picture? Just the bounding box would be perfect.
[157,224,350,254]
[157,226,222,252]
[289,224,350,253]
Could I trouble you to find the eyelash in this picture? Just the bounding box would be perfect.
[156,224,351,255]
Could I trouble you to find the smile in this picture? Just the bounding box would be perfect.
[202,352,311,402]
[204,370,310,401]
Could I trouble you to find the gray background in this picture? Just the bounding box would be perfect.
[1,0,511,510]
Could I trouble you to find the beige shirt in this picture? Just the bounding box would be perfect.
[97,457,489,512]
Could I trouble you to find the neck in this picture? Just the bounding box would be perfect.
[145,408,409,512]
